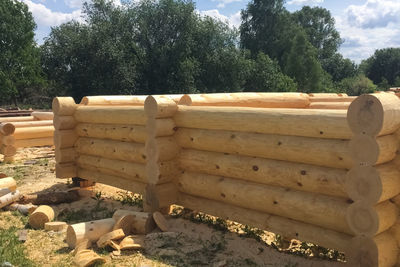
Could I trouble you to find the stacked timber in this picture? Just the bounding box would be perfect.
[307,93,355,110]
[0,121,16,162]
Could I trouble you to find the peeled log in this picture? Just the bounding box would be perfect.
[0,190,20,209]
[345,200,398,236]
[144,96,178,118]
[0,123,15,135]
[0,177,17,192]
[307,102,350,110]
[53,116,76,130]
[31,112,54,121]
[346,231,397,267]
[178,193,352,251]
[55,147,77,163]
[80,95,147,106]
[13,126,54,140]
[145,136,179,162]
[28,205,55,229]
[345,162,400,204]
[12,120,53,128]
[15,137,54,148]
[96,229,125,248]
[308,93,349,102]
[178,92,310,108]
[174,106,351,139]
[66,218,115,248]
[75,123,147,143]
[179,149,347,198]
[52,97,77,116]
[0,135,15,146]
[176,128,354,169]
[145,160,179,184]
[75,137,146,164]
[77,168,146,194]
[76,154,147,182]
[178,171,351,234]
[56,162,77,178]
[54,130,78,148]
[146,118,176,138]
[347,93,400,136]
[0,116,34,122]
[74,106,146,125]
[112,210,156,234]
[0,145,17,157]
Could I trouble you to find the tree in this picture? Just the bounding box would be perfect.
[292,6,342,60]
[322,53,357,82]
[362,48,400,86]
[0,0,44,105]
[339,74,376,96]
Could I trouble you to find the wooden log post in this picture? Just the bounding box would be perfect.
[144,96,179,212]
[345,93,400,266]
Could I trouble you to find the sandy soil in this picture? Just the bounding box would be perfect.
[0,147,346,267]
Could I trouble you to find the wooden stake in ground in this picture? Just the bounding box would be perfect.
[28,205,55,229]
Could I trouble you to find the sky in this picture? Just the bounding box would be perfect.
[21,0,400,63]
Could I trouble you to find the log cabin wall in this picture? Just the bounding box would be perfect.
[53,92,400,267]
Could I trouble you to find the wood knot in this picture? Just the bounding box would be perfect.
[215,165,220,169]
[273,201,278,204]
[300,170,306,175]
[252,165,259,171]
[277,141,282,146]
[221,193,226,198]
[347,199,354,204]
[297,182,303,187]
[319,131,324,135]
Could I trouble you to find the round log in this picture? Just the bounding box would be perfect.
[347,93,400,136]
[15,137,54,148]
[178,92,310,108]
[96,229,125,248]
[53,116,76,130]
[345,200,398,236]
[307,102,350,109]
[0,177,17,192]
[75,123,147,143]
[75,137,146,164]
[44,221,68,232]
[179,193,352,251]
[0,135,15,146]
[54,129,78,148]
[179,149,347,198]
[13,126,54,140]
[0,116,34,122]
[55,162,77,178]
[55,147,77,163]
[119,235,145,250]
[74,106,146,125]
[146,118,176,138]
[28,205,55,229]
[145,137,179,162]
[0,123,15,135]
[113,215,135,235]
[72,239,91,256]
[112,210,156,234]
[66,218,115,248]
[0,190,20,209]
[174,106,351,139]
[176,128,355,169]
[52,97,77,116]
[144,96,178,118]
[178,171,352,234]
[0,145,17,157]
[80,95,147,105]
[12,120,53,128]
[346,163,400,204]
[31,112,53,121]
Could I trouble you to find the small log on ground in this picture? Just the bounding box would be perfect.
[74,249,105,267]
[28,205,55,229]
[119,235,145,250]
[0,190,20,209]
[66,218,115,248]
[0,177,17,192]
[96,229,125,248]
[5,203,37,215]
[44,221,68,232]
[112,210,156,234]
[23,190,80,205]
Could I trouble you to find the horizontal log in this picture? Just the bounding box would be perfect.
[80,95,183,106]
[174,106,351,139]
[66,218,115,248]
[74,106,146,125]
[178,93,310,108]
[178,193,352,251]
[307,102,350,109]
[347,93,400,136]
[53,116,76,130]
[0,190,20,209]
[0,116,34,122]
[0,123,15,135]
[15,137,54,148]
[31,112,53,120]
[179,149,347,198]
[77,168,146,194]
[145,136,179,162]
[77,154,147,183]
[56,162,77,178]
[54,130,78,148]
[75,137,146,164]
[13,126,54,140]
[28,205,54,229]
[144,96,178,118]
[178,171,352,234]
[75,123,147,143]
[55,147,76,163]
[308,93,349,102]
[52,97,77,116]
[0,135,15,146]
[146,118,176,138]
[12,120,53,128]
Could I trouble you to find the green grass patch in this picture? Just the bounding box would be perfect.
[0,227,35,267]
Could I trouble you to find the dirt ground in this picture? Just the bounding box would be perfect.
[0,147,346,267]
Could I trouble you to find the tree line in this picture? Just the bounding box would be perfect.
[1,0,400,107]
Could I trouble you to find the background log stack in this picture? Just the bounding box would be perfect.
[0,111,54,162]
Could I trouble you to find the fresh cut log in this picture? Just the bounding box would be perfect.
[144,96,178,118]
[12,120,53,128]
[28,205,55,229]
[74,106,146,125]
[66,218,115,248]
[0,116,34,122]
[13,126,54,140]
[54,129,78,148]
[53,116,76,130]
[0,190,20,209]
[75,123,147,143]
[0,123,15,135]
[307,102,350,109]
[52,97,77,116]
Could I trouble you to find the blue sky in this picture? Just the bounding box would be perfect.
[22,0,400,63]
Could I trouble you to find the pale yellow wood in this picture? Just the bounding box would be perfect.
[55,162,77,178]
[44,221,68,231]
[12,120,53,128]
[178,171,351,234]
[347,93,400,136]
[75,123,147,143]
[13,126,54,140]
[0,190,20,209]
[178,92,310,108]
[113,214,135,235]
[80,95,148,105]
[53,116,76,130]
[146,118,176,138]
[0,177,17,192]
[345,200,398,236]
[145,136,179,162]
[179,149,347,198]
[54,129,78,148]
[74,106,146,125]
[66,218,115,248]
[96,229,125,248]
[307,102,350,109]
[73,249,105,267]
[119,235,145,250]
[29,205,55,229]
[0,134,15,146]
[0,116,34,122]
[75,137,146,164]
[31,111,54,120]
[0,123,15,135]
[0,145,17,157]
[112,210,156,234]
[55,147,76,163]
[174,106,351,139]
[144,96,178,118]
[178,193,352,251]
[15,137,54,148]
[52,97,77,116]
[308,93,349,102]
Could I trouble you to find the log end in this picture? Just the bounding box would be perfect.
[0,123,15,136]
[177,94,192,106]
[346,235,378,267]
[28,205,55,229]
[345,166,382,204]
[52,97,77,116]
[346,202,378,236]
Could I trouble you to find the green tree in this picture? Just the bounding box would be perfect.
[0,0,44,105]
[339,74,376,96]
[362,48,400,86]
[322,53,357,82]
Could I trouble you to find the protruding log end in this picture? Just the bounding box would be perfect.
[52,97,77,116]
[0,145,17,157]
[177,94,192,106]
[346,166,382,204]
[145,137,179,162]
[53,116,77,130]
[0,123,15,136]
[346,202,379,236]
[144,96,178,118]
[346,235,378,267]
[56,162,77,178]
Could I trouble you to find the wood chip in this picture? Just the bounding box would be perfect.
[113,215,135,235]
[44,221,68,232]
[119,235,145,250]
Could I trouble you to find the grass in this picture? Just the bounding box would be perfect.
[0,227,36,267]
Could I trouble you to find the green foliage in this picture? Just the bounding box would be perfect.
[362,48,400,86]
[321,53,358,82]
[0,227,36,267]
[338,74,376,96]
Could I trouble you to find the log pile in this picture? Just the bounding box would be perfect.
[0,111,54,162]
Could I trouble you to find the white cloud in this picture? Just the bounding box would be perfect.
[199,9,241,28]
[212,0,242,8]
[64,0,121,9]
[287,0,323,6]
